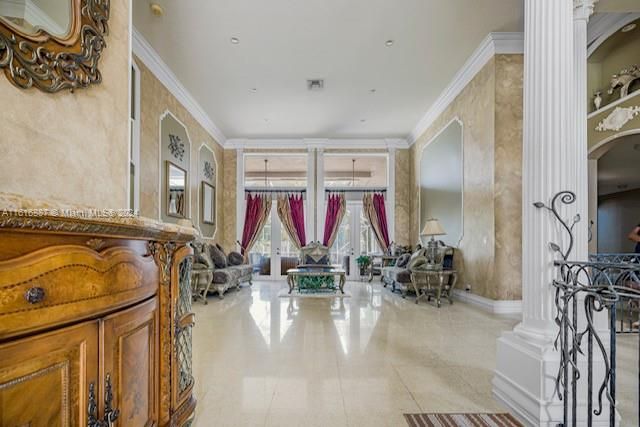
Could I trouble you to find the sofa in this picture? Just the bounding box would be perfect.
[192,241,253,300]
[382,244,455,297]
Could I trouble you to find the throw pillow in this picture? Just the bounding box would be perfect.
[216,243,226,256]
[395,253,411,268]
[209,244,227,268]
[228,251,244,266]
[408,256,427,270]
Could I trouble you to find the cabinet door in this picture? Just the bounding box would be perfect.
[101,298,159,427]
[171,252,195,415]
[0,321,99,427]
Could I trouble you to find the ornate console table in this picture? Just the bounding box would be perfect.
[0,202,197,427]
[287,267,346,294]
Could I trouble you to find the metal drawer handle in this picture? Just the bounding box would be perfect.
[24,287,45,304]
[87,374,120,427]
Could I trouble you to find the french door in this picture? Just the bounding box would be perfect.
[249,201,379,281]
[250,204,303,280]
[329,202,381,281]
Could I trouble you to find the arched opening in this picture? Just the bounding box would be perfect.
[588,131,640,254]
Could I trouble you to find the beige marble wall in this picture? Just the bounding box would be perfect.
[135,57,224,242]
[221,149,237,250]
[0,1,130,209]
[395,149,411,246]
[410,54,523,301]
[494,55,523,300]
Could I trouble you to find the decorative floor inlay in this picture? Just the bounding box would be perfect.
[404,413,522,427]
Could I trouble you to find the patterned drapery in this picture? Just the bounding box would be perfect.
[322,192,346,248]
[363,192,390,252]
[239,193,272,261]
[277,193,306,250]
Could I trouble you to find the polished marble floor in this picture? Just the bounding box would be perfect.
[191,280,639,427]
[191,280,518,426]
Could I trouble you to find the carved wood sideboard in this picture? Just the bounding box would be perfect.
[0,213,196,427]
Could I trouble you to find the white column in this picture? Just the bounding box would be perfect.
[306,147,316,241]
[235,148,244,250]
[493,1,587,425]
[573,0,597,262]
[316,148,325,242]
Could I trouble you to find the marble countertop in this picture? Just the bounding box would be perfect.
[0,192,198,240]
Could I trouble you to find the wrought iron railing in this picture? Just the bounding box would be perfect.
[553,259,640,426]
[535,191,640,426]
[589,253,640,333]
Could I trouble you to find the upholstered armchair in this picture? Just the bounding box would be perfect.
[298,241,331,268]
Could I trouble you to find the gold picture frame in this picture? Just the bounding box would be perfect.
[0,0,110,92]
[201,181,215,226]
[166,161,187,219]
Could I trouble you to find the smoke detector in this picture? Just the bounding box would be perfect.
[307,79,324,91]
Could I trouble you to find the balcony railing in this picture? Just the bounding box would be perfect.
[534,191,639,426]
[553,259,639,426]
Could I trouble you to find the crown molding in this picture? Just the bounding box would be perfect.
[132,27,227,147]
[225,138,409,150]
[408,32,524,145]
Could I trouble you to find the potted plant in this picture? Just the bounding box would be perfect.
[356,255,372,276]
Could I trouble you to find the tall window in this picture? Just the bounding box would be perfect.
[244,154,308,188]
[129,62,141,211]
[324,154,388,188]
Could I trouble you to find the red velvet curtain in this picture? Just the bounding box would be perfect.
[363,192,390,251]
[240,193,271,259]
[289,194,306,247]
[323,193,346,247]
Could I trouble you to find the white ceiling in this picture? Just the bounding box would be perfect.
[598,134,640,196]
[133,0,523,140]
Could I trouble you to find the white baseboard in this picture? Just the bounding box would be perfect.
[453,289,522,315]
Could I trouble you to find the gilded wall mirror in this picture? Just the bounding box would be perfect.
[0,0,109,92]
[201,181,215,226]
[167,161,187,218]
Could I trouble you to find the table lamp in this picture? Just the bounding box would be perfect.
[420,219,446,269]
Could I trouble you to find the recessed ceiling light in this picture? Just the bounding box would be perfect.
[150,3,164,16]
[385,40,394,47]
[230,37,240,44]
[621,23,637,33]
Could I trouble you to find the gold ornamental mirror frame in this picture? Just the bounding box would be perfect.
[0,0,110,92]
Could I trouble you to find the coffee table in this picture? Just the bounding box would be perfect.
[287,267,346,294]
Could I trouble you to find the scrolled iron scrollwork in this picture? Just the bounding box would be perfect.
[0,0,110,92]
[538,191,640,426]
[533,190,579,261]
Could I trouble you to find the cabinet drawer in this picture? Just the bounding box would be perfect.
[0,245,159,340]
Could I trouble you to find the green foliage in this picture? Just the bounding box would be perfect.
[356,255,371,267]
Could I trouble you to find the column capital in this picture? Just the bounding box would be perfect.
[574,0,598,22]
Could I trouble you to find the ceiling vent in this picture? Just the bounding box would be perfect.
[307,79,324,91]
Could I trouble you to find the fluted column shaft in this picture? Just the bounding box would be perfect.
[519,0,577,339]
[573,1,596,262]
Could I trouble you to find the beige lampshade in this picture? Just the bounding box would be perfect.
[421,219,446,236]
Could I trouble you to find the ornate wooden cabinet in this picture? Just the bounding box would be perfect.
[0,214,196,427]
